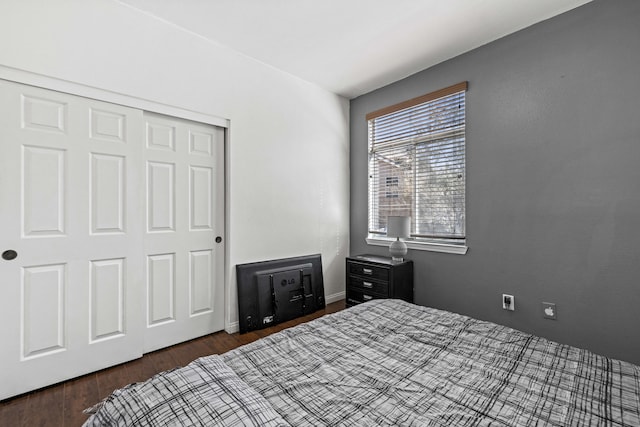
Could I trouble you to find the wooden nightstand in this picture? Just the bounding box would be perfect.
[345,254,413,307]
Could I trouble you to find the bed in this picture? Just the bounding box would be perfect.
[83,299,640,426]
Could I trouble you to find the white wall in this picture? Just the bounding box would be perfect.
[0,0,350,329]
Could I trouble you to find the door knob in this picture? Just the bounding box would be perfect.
[2,250,17,261]
[215,236,222,243]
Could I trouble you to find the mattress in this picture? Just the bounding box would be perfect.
[84,299,640,426]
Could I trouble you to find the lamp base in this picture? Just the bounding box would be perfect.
[389,238,407,262]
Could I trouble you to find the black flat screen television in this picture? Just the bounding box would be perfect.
[236,254,325,333]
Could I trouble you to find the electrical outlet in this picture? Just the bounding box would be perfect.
[502,294,514,311]
[542,302,557,320]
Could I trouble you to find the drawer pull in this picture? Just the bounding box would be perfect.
[362,281,373,289]
[362,268,373,275]
[363,295,373,301]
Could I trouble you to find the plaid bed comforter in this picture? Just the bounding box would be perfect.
[224,300,640,426]
[85,299,640,426]
[82,355,288,426]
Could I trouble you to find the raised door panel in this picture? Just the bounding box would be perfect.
[90,259,125,342]
[146,121,175,151]
[21,95,67,133]
[190,249,213,315]
[91,154,125,234]
[90,108,126,143]
[21,264,66,359]
[147,161,176,232]
[190,166,212,230]
[22,146,66,237]
[147,253,176,326]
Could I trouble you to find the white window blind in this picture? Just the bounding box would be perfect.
[367,82,467,242]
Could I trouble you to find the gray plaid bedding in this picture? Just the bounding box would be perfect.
[85,299,640,426]
[82,355,288,426]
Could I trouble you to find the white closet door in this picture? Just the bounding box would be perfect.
[0,80,144,400]
[142,112,225,352]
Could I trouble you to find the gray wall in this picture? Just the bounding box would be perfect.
[349,0,640,365]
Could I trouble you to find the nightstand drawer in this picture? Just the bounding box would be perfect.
[346,288,385,306]
[349,276,389,295]
[348,262,389,281]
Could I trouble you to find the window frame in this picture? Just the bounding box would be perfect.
[365,82,469,255]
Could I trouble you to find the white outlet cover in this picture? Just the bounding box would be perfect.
[502,294,514,311]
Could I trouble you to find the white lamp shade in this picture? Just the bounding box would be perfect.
[387,216,410,238]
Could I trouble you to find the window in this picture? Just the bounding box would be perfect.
[367,82,467,251]
[385,176,399,198]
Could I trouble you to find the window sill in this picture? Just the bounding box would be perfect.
[366,236,468,255]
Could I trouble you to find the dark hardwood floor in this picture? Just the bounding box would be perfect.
[0,300,345,427]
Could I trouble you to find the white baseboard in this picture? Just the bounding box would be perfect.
[325,291,346,304]
[225,321,239,334]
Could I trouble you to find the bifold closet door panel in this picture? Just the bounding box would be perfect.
[142,112,225,353]
[0,79,144,400]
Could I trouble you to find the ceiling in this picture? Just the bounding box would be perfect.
[118,0,592,99]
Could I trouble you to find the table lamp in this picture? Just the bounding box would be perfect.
[387,216,410,262]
